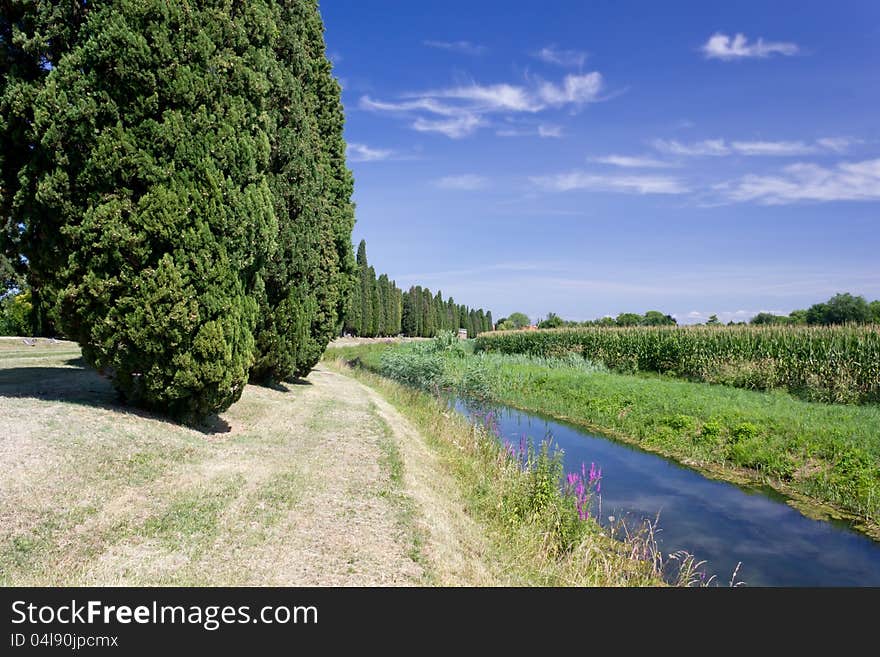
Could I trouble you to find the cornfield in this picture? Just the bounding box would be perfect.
[474,325,880,404]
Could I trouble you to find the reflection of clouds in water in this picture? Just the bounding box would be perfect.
[482,404,880,586]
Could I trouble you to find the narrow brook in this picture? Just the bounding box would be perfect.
[455,400,880,586]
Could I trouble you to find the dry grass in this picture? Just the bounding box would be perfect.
[0,342,472,585]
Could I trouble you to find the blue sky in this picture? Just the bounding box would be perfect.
[321,0,880,324]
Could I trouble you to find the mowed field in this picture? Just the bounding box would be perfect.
[0,338,492,586]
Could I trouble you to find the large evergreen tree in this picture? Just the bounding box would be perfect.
[20,1,283,419]
[250,0,354,381]
[1,1,89,335]
[2,1,354,419]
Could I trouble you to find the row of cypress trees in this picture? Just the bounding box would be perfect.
[343,240,493,339]
[0,1,354,421]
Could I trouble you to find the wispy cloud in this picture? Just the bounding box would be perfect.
[653,138,851,157]
[347,143,394,162]
[435,174,488,190]
[531,171,689,195]
[532,45,588,68]
[592,154,673,168]
[702,32,800,60]
[413,115,483,138]
[730,140,816,156]
[719,158,880,204]
[652,138,730,156]
[497,123,563,138]
[538,124,563,138]
[816,137,859,153]
[424,40,487,56]
[360,72,605,138]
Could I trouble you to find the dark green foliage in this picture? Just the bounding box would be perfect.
[3,1,354,419]
[250,0,355,382]
[615,313,643,327]
[538,312,564,329]
[807,293,872,325]
[23,1,284,420]
[498,312,530,330]
[751,312,788,325]
[1,1,89,335]
[342,239,493,338]
[642,310,676,326]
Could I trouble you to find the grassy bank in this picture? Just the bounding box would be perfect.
[327,339,880,539]
[322,357,698,586]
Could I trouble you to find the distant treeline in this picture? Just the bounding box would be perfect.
[342,241,493,338]
[530,293,880,328]
[749,293,880,326]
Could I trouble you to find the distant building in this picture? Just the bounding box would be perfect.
[457,328,469,340]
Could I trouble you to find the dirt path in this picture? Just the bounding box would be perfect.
[0,345,491,586]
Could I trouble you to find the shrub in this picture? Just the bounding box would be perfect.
[0,290,32,336]
[661,414,697,432]
[379,347,445,391]
[699,421,723,442]
[730,422,761,443]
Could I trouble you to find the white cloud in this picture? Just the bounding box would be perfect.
[413,115,483,139]
[532,46,588,68]
[652,138,730,156]
[653,138,849,158]
[429,83,542,112]
[360,72,605,138]
[424,40,487,55]
[347,143,393,162]
[435,174,488,190]
[817,137,859,153]
[497,124,563,138]
[537,73,603,106]
[730,140,816,156]
[360,96,462,116]
[538,124,563,138]
[702,32,799,60]
[531,171,689,195]
[720,158,880,204]
[592,154,673,168]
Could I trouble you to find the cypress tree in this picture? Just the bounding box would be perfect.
[24,1,280,420]
[356,240,373,337]
[294,0,355,369]
[250,0,354,380]
[394,285,403,334]
[1,1,90,335]
[433,290,444,332]
[369,266,381,336]
[401,286,416,336]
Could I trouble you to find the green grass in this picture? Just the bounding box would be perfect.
[327,342,880,538]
